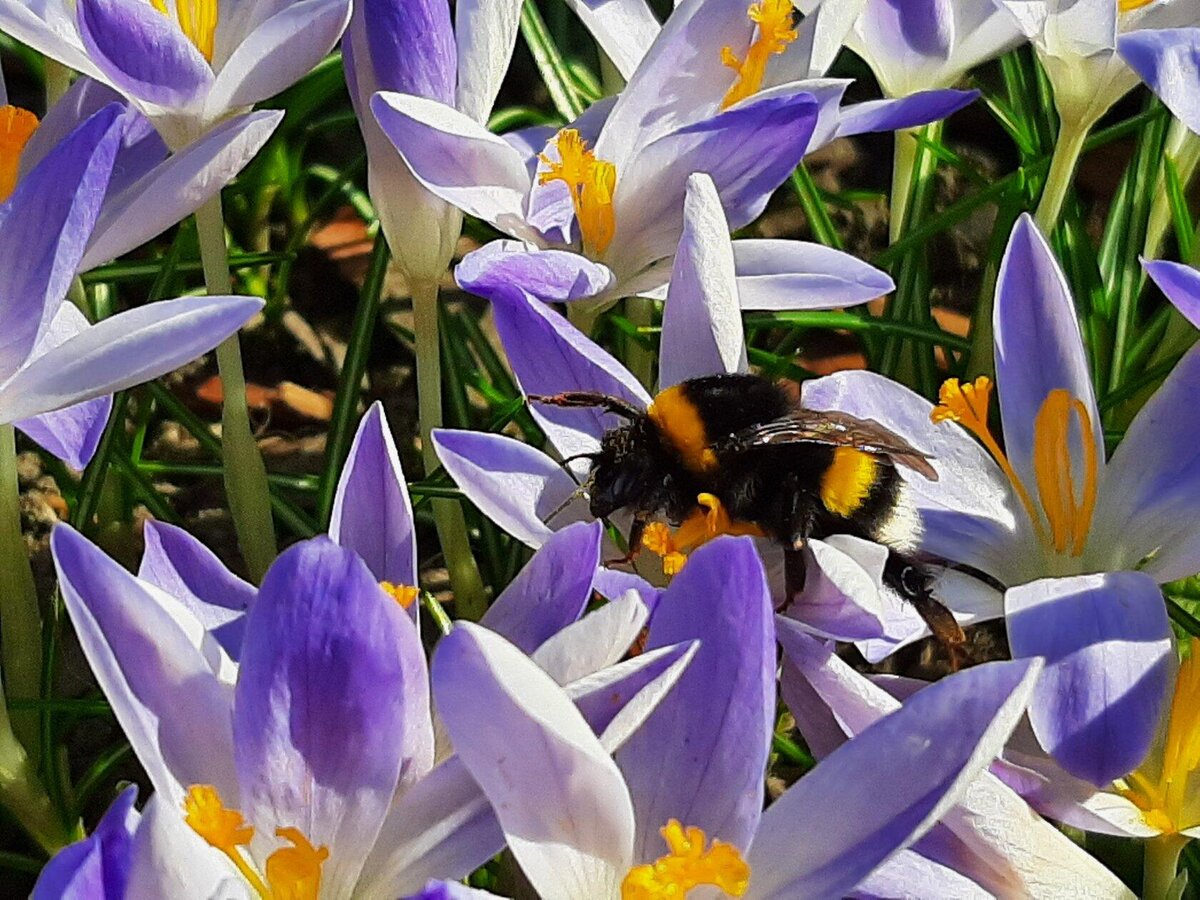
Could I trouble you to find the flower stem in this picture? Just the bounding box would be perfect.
[194,195,277,582]
[1144,833,1188,900]
[889,127,918,245]
[412,278,488,621]
[0,675,73,853]
[0,424,40,762]
[1034,117,1091,235]
[624,296,655,390]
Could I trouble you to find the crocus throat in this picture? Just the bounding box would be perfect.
[932,376,1098,558]
[538,129,617,256]
[1120,640,1200,834]
[622,819,750,899]
[380,581,419,609]
[0,106,38,202]
[184,785,329,900]
[640,493,764,575]
[720,0,798,109]
[149,0,218,63]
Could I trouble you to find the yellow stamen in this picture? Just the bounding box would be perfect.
[641,522,688,576]
[1031,390,1098,557]
[1119,0,1155,11]
[0,106,38,203]
[380,581,419,609]
[538,129,617,256]
[265,827,330,900]
[148,0,218,63]
[1119,640,1200,833]
[183,785,269,898]
[622,819,750,899]
[640,494,764,576]
[720,0,799,109]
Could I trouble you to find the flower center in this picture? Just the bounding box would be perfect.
[538,129,617,256]
[184,785,329,900]
[720,0,798,109]
[931,376,1099,559]
[149,0,218,63]
[0,106,38,203]
[1119,640,1200,833]
[380,581,419,609]
[622,819,750,899]
[640,493,764,575]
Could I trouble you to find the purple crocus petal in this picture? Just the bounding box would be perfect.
[1119,28,1200,135]
[1097,344,1200,580]
[138,520,255,659]
[731,239,895,310]
[456,240,615,304]
[406,881,500,900]
[17,395,110,470]
[995,214,1104,490]
[1006,571,1172,786]
[1144,257,1200,329]
[592,568,661,614]
[852,848,992,900]
[0,294,261,424]
[659,173,746,389]
[833,89,979,142]
[329,401,418,587]
[76,0,213,108]
[205,0,351,114]
[454,0,523,122]
[746,657,1039,900]
[533,590,650,685]
[33,785,138,900]
[81,109,282,270]
[480,520,601,652]
[859,0,955,64]
[356,0,455,105]
[618,537,774,859]
[612,91,820,276]
[357,756,503,897]
[432,429,582,548]
[558,0,660,81]
[52,524,238,803]
[779,657,847,760]
[234,538,432,894]
[432,622,636,897]
[490,288,650,456]
[0,103,122,381]
[371,92,537,240]
[787,536,888,642]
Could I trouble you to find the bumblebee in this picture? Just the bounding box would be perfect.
[530,372,965,656]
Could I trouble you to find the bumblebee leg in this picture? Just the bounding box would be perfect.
[604,511,649,568]
[526,392,641,419]
[883,554,966,670]
[782,546,807,611]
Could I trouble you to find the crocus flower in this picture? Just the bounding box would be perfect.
[0,0,350,149]
[778,618,1135,897]
[426,537,1043,899]
[372,0,834,307]
[343,0,521,283]
[47,526,693,897]
[0,102,262,468]
[33,786,139,899]
[801,213,1200,787]
[1119,23,1200,136]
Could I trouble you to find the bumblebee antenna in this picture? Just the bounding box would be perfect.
[526,391,642,420]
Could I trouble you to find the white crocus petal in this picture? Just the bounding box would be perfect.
[454,0,524,124]
[124,794,247,899]
[533,590,650,684]
[558,0,662,80]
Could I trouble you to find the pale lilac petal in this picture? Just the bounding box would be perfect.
[1006,571,1172,786]
[0,2,98,81]
[659,173,746,389]
[619,537,774,859]
[592,568,661,613]
[852,848,992,900]
[234,538,432,893]
[138,520,254,659]
[432,622,635,897]
[52,524,237,805]
[733,238,894,311]
[370,92,536,239]
[1119,28,1200,135]
[432,429,582,547]
[408,882,498,900]
[454,0,522,122]
[994,214,1104,490]
[17,395,110,470]
[33,785,138,900]
[746,657,1040,900]
[833,89,979,142]
[456,240,614,303]
[0,295,262,424]
[779,657,846,760]
[76,0,213,107]
[81,109,282,269]
[1145,258,1200,329]
[0,103,122,380]
[123,794,241,898]
[533,589,649,684]
[788,536,888,642]
[480,520,601,651]
[206,0,351,114]
[559,0,660,81]
[329,401,417,586]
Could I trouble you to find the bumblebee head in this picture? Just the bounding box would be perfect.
[587,419,661,519]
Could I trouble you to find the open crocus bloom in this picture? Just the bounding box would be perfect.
[778,620,1135,897]
[992,0,1200,129]
[802,213,1200,786]
[423,537,1043,900]
[0,0,350,148]
[0,102,261,468]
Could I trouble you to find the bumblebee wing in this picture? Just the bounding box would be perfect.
[718,408,939,481]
